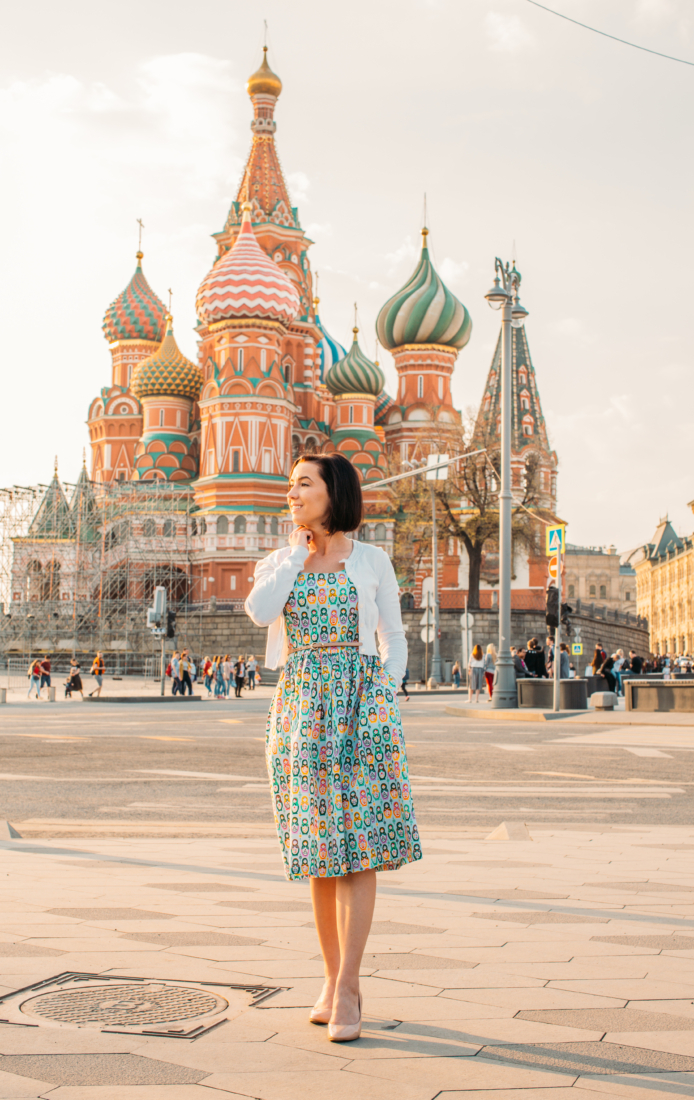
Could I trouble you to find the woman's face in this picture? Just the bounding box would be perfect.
[287,461,330,530]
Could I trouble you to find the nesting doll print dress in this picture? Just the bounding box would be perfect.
[266,569,422,880]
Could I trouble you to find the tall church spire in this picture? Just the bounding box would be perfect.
[474,271,557,510]
[223,48,298,233]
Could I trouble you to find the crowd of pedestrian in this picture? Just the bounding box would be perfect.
[198,653,260,698]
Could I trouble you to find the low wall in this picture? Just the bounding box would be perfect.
[626,680,694,712]
[403,607,650,683]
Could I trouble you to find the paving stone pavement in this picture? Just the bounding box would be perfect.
[1,824,694,1099]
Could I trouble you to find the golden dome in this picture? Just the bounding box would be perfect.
[247,47,282,98]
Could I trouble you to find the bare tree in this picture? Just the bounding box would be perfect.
[388,410,556,609]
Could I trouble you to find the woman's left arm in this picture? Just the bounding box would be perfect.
[373,551,407,686]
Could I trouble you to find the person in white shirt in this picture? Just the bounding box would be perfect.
[246,654,258,689]
[245,452,421,1043]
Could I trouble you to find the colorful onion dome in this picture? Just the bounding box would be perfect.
[375,389,396,426]
[130,317,202,401]
[195,204,300,326]
[326,328,384,397]
[376,227,472,351]
[102,252,167,344]
[314,295,347,381]
[247,46,282,98]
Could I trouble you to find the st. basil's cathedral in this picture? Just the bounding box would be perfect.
[79,47,556,610]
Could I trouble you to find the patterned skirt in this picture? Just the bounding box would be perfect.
[266,647,422,880]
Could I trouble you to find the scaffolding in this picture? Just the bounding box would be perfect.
[0,473,198,668]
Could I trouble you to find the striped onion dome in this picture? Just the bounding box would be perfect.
[326,328,384,397]
[314,298,347,381]
[376,228,472,351]
[196,204,300,326]
[130,317,202,401]
[102,252,166,343]
[375,389,395,426]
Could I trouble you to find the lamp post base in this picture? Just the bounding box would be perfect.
[491,654,518,709]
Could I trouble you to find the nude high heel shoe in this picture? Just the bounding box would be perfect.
[328,993,362,1042]
[309,1004,332,1026]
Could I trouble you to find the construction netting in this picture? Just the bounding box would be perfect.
[0,472,198,666]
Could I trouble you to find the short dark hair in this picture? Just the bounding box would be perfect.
[290,453,363,535]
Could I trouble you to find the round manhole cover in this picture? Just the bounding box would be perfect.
[20,983,228,1027]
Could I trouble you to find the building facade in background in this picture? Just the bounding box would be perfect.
[7,45,562,635]
[629,513,694,656]
[565,544,636,613]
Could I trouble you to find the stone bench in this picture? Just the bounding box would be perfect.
[591,691,618,711]
[625,679,694,712]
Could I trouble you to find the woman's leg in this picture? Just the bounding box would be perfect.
[310,876,340,1014]
[331,868,377,1024]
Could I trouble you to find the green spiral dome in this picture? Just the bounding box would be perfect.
[326,330,384,397]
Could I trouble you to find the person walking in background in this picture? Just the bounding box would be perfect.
[202,656,213,696]
[222,654,233,696]
[27,658,41,699]
[451,660,461,689]
[400,665,410,700]
[545,634,555,677]
[483,644,496,698]
[170,651,181,695]
[180,650,193,695]
[66,658,83,700]
[245,451,419,1041]
[525,638,547,678]
[559,643,571,679]
[247,654,258,690]
[468,644,485,704]
[89,652,105,697]
[213,656,225,698]
[39,655,51,697]
[233,655,246,697]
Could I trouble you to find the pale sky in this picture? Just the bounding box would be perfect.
[1,0,692,552]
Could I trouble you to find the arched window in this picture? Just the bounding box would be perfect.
[522,414,534,436]
[143,518,157,538]
[199,517,207,534]
[159,408,165,427]
[375,523,386,540]
[520,389,530,410]
[270,516,278,535]
[234,515,246,534]
[600,585,607,599]
[26,560,42,601]
[417,375,423,399]
[232,451,240,473]
[217,515,228,535]
[589,584,596,597]
[257,516,266,535]
[518,367,528,385]
[437,376,443,399]
[237,348,244,372]
[163,519,176,538]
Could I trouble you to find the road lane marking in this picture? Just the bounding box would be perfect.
[132,768,262,780]
[623,747,673,758]
[493,744,535,752]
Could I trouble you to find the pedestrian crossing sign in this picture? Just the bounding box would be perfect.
[546,525,565,555]
[572,643,583,656]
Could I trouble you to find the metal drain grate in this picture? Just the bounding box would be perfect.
[0,972,288,1039]
[22,983,226,1027]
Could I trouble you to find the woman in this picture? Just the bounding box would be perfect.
[27,659,41,699]
[233,655,245,697]
[559,643,571,679]
[246,654,258,690]
[213,656,225,698]
[245,453,420,1043]
[222,654,233,697]
[451,660,461,689]
[89,652,105,697]
[467,644,485,703]
[66,658,83,700]
[483,644,496,699]
[598,652,616,692]
[202,656,213,696]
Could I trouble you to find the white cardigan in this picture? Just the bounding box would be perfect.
[244,540,408,684]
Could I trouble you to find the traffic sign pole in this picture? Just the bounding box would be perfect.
[553,540,562,713]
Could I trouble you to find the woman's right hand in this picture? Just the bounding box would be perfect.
[289,526,312,550]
